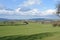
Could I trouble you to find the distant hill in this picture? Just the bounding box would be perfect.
[29,18,45,20]
[0,17,60,21]
[0,18,9,21]
[29,18,60,21]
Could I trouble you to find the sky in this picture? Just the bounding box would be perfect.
[0,0,59,19]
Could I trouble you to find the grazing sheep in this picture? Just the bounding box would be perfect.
[57,23,60,27]
[52,21,60,27]
[52,23,57,27]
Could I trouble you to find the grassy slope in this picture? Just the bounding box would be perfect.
[0,23,60,40]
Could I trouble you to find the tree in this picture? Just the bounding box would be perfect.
[24,21,28,25]
[56,2,60,17]
[53,2,60,27]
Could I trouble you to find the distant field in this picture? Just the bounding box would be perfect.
[0,23,60,40]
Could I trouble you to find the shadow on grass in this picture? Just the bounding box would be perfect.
[0,32,54,40]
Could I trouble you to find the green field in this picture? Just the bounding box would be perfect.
[0,23,60,40]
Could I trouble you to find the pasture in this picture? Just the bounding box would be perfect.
[0,23,60,40]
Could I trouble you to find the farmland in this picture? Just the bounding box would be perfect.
[0,22,60,40]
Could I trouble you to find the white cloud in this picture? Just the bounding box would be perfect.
[41,9,56,16]
[0,8,41,16]
[0,8,56,17]
[20,0,41,7]
[19,8,41,16]
[0,0,42,16]
[0,9,14,14]
[15,8,21,12]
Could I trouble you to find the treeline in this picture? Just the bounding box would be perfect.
[0,20,60,27]
[0,20,29,26]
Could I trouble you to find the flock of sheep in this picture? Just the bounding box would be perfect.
[40,21,60,27]
[52,21,60,27]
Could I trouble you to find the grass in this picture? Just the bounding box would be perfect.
[0,23,60,40]
[0,32,54,40]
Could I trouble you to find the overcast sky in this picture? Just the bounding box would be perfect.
[0,0,59,19]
